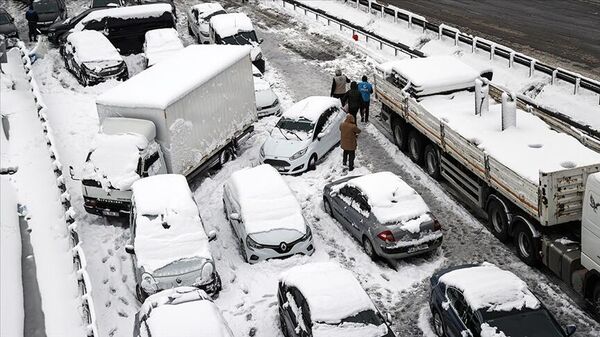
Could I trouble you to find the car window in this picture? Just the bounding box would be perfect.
[339,185,357,204]
[286,287,308,333]
[447,287,475,331]
[356,193,370,213]
[313,108,337,138]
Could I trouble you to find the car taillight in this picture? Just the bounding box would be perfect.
[377,230,395,242]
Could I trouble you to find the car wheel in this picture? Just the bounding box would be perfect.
[323,197,333,216]
[424,144,441,179]
[513,222,539,266]
[408,130,424,163]
[363,236,378,260]
[136,285,148,303]
[392,119,408,151]
[487,198,510,242]
[307,154,318,171]
[240,240,248,263]
[432,309,446,337]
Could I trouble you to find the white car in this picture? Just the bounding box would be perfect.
[186,2,226,44]
[125,174,220,301]
[209,13,265,72]
[143,28,184,67]
[259,96,345,174]
[222,164,315,263]
[133,287,234,337]
[254,77,280,118]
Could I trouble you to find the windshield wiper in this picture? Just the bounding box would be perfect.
[276,126,289,140]
[285,129,302,141]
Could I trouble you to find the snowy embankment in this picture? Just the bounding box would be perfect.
[268,0,600,130]
[0,48,87,337]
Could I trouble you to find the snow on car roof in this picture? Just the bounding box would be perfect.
[132,175,211,273]
[228,164,306,235]
[210,13,254,38]
[66,30,122,63]
[439,263,541,312]
[101,117,156,141]
[336,172,430,225]
[280,262,376,323]
[96,45,251,109]
[144,28,184,67]
[421,91,600,183]
[192,2,225,18]
[76,3,172,30]
[283,96,340,122]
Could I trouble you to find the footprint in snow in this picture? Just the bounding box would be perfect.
[109,286,117,295]
[119,296,129,305]
[249,327,257,336]
[117,311,128,318]
[110,265,116,272]
[105,301,112,308]
[246,313,252,321]
[107,248,114,256]
[101,256,109,264]
[103,278,109,284]
[121,275,127,283]
[108,327,118,337]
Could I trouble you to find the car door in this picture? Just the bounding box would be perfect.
[354,192,372,236]
[321,107,342,151]
[445,287,475,337]
[223,184,242,238]
[312,111,329,158]
[284,286,311,337]
[335,186,365,238]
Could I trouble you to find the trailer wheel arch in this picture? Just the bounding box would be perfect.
[390,116,409,151]
[511,215,541,266]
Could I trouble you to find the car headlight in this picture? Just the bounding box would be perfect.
[194,262,214,286]
[141,272,159,294]
[290,147,307,160]
[246,235,263,249]
[259,144,265,157]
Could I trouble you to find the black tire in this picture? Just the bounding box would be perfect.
[391,119,408,151]
[363,236,378,260]
[323,197,333,216]
[513,222,539,266]
[593,283,600,315]
[408,130,424,164]
[487,198,510,242]
[431,308,446,337]
[308,154,318,171]
[424,144,441,179]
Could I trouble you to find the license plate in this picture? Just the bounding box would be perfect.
[103,210,120,217]
[408,244,428,253]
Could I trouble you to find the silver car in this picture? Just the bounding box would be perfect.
[322,172,443,260]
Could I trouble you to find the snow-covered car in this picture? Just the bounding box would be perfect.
[60,30,128,86]
[133,287,234,337]
[222,164,315,263]
[209,13,265,72]
[143,28,184,67]
[278,262,395,337]
[259,96,344,174]
[254,77,280,118]
[186,2,226,44]
[125,174,221,301]
[323,172,443,260]
[429,263,577,337]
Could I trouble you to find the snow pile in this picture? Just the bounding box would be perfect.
[336,172,430,225]
[210,13,255,37]
[76,3,172,30]
[439,263,541,312]
[227,164,306,235]
[144,28,184,67]
[480,323,508,337]
[192,3,225,19]
[280,262,377,323]
[283,96,340,122]
[66,30,122,64]
[132,174,211,273]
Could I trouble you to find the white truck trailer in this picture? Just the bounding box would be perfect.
[375,55,600,314]
[78,45,257,216]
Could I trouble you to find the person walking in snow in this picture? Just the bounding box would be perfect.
[341,81,363,120]
[25,4,39,42]
[339,114,361,171]
[358,75,373,123]
[330,69,350,100]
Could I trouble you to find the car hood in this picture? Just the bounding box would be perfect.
[255,87,277,108]
[263,134,309,158]
[38,12,59,23]
[250,228,305,246]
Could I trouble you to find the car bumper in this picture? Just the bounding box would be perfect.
[245,237,314,264]
[260,153,309,175]
[257,104,281,118]
[86,68,128,86]
[376,232,443,259]
[83,196,131,217]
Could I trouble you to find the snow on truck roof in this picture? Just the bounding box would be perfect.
[192,2,225,18]
[283,96,341,122]
[280,262,376,323]
[210,13,254,37]
[96,45,252,110]
[439,263,541,312]
[66,31,122,63]
[227,164,306,235]
[77,3,172,29]
[132,174,211,273]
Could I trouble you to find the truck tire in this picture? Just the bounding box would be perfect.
[487,199,510,242]
[408,130,424,164]
[424,144,441,180]
[513,222,539,266]
[593,283,600,314]
[218,147,235,167]
[392,119,408,151]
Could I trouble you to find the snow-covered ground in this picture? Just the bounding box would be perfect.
[3,0,600,336]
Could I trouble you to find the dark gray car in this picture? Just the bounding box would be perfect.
[0,9,18,39]
[33,0,68,33]
[322,171,443,260]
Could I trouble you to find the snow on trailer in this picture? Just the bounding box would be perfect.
[66,30,123,64]
[75,3,173,31]
[143,28,184,67]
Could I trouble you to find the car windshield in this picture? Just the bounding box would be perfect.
[0,14,11,25]
[93,0,121,7]
[274,117,314,140]
[221,31,258,45]
[481,308,564,337]
[33,0,59,13]
[153,256,203,277]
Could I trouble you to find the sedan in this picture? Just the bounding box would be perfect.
[323,171,443,260]
[429,263,577,337]
[186,2,226,44]
[260,96,344,174]
[254,77,280,118]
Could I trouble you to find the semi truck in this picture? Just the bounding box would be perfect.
[374,55,600,314]
[76,45,257,216]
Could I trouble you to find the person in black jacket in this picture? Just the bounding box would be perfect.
[341,81,363,120]
[25,4,39,42]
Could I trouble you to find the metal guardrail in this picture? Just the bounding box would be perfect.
[16,41,99,337]
[278,0,600,152]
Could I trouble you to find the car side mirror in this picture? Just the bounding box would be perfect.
[565,325,576,336]
[230,212,240,221]
[207,230,217,242]
[124,244,135,254]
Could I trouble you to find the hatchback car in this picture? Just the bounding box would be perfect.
[429,263,577,337]
[278,262,396,337]
[143,28,184,67]
[0,9,18,40]
[323,171,443,260]
[260,96,344,174]
[60,30,128,86]
[125,174,221,301]
[254,77,280,118]
[33,0,68,32]
[222,164,315,263]
[133,287,234,337]
[187,2,226,44]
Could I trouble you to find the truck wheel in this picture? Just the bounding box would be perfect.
[593,283,600,314]
[424,144,441,179]
[487,199,510,242]
[513,222,539,266]
[408,130,424,164]
[219,147,235,167]
[392,119,408,151]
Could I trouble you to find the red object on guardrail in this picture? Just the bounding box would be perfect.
[352,33,358,41]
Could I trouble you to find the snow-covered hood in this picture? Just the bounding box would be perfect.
[262,134,309,158]
[254,78,277,108]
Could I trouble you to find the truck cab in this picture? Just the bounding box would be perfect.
[81,118,167,216]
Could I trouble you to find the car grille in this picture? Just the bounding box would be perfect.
[98,65,123,76]
[263,159,290,167]
[259,101,278,111]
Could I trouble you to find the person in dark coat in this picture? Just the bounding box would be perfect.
[330,69,350,100]
[25,4,39,42]
[339,114,361,171]
[341,81,363,120]
[357,75,374,123]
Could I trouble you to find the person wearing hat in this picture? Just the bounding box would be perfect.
[330,69,350,100]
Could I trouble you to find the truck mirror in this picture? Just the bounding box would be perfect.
[565,325,576,336]
[207,230,217,242]
[230,212,240,221]
[124,244,135,254]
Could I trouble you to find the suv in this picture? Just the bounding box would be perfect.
[33,0,68,33]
